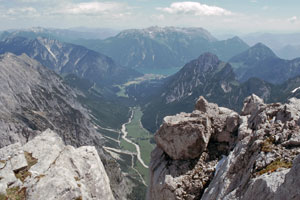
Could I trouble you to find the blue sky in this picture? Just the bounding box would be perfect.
[0,0,299,33]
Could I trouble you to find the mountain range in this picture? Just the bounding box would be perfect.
[0,36,141,86]
[1,26,300,199]
[230,43,300,84]
[131,52,300,132]
[73,26,249,71]
[0,27,119,42]
[242,32,300,59]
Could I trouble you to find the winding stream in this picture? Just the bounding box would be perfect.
[121,109,149,169]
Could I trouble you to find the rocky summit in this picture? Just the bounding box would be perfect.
[148,95,300,200]
[0,129,115,200]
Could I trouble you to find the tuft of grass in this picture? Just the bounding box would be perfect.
[14,169,31,183]
[74,176,80,182]
[24,152,38,168]
[14,151,38,182]
[261,137,275,153]
[6,186,26,200]
[257,159,293,176]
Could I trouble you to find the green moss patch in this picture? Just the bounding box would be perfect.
[257,159,293,176]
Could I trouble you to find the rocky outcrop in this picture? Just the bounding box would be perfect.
[0,53,130,199]
[148,95,300,200]
[155,97,239,161]
[0,129,115,200]
[149,96,239,199]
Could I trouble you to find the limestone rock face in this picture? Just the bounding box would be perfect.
[155,96,239,161]
[148,95,300,200]
[148,96,239,199]
[0,53,130,199]
[155,112,212,160]
[0,129,115,200]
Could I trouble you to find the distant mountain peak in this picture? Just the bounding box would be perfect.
[248,42,278,58]
[228,36,245,43]
[230,42,278,63]
[197,52,219,61]
[192,52,221,71]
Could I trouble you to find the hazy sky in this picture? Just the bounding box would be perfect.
[0,0,299,33]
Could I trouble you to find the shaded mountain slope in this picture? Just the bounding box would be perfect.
[0,53,131,199]
[0,36,141,86]
[134,53,300,133]
[230,43,300,84]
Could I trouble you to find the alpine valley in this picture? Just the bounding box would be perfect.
[1,25,300,200]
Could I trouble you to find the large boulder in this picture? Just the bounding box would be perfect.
[155,96,239,161]
[155,112,212,160]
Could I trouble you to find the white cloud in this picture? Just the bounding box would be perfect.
[4,7,39,18]
[288,16,298,23]
[157,2,232,16]
[56,2,129,16]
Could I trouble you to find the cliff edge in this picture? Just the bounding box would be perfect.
[148,95,300,200]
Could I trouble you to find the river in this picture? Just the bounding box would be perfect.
[121,109,149,169]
